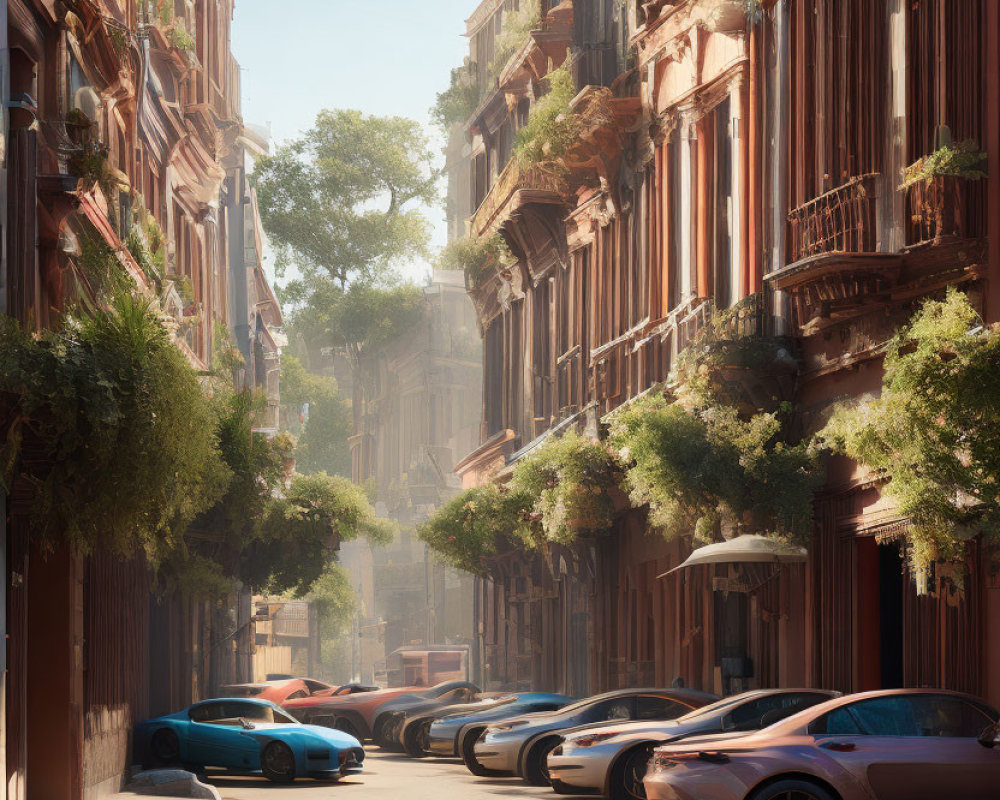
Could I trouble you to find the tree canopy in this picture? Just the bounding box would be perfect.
[251,110,438,287]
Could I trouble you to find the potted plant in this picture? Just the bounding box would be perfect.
[902,139,987,241]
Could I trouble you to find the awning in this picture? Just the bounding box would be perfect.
[658,534,808,578]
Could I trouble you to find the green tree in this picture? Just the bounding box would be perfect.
[251,110,438,287]
[279,355,351,477]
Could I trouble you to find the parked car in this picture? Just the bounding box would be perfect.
[134,697,364,784]
[430,693,574,767]
[372,683,488,748]
[222,678,376,704]
[376,692,508,752]
[643,689,1000,800]
[473,688,716,786]
[547,688,839,799]
[397,692,573,758]
[283,679,478,742]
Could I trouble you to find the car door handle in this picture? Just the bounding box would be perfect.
[820,741,857,752]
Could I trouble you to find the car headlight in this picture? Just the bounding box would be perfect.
[489,721,528,734]
[568,732,617,749]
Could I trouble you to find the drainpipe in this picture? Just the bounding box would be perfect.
[771,0,790,335]
[1,3,10,794]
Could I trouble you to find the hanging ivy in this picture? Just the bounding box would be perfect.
[816,289,1000,571]
[608,389,820,545]
[438,233,514,288]
[509,430,622,548]
[418,484,533,576]
[0,294,230,561]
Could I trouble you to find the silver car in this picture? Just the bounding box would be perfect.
[547,689,838,799]
[472,688,716,786]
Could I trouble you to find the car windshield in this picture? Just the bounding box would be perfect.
[191,702,298,726]
[675,694,759,723]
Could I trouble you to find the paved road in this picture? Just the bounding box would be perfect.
[203,749,596,800]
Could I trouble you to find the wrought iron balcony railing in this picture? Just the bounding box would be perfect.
[787,173,879,263]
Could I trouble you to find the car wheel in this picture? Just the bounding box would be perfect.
[335,718,361,741]
[748,779,837,800]
[610,743,655,800]
[372,716,389,747]
[403,719,432,758]
[261,741,296,784]
[462,728,502,777]
[150,728,180,766]
[522,737,561,786]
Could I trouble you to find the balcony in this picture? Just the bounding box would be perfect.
[471,158,564,237]
[772,174,902,335]
[905,175,984,247]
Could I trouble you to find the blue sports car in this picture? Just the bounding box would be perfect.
[425,692,574,763]
[134,697,365,784]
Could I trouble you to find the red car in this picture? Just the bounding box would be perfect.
[222,678,377,705]
[283,680,479,742]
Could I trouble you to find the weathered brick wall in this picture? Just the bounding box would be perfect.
[83,704,131,796]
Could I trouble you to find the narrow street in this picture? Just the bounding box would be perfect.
[199,751,591,800]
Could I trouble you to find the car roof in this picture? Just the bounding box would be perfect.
[571,688,717,705]
[190,697,281,710]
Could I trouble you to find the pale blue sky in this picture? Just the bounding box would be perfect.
[231,0,473,281]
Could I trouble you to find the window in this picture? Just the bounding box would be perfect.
[724,692,830,732]
[811,695,995,738]
[635,696,689,721]
[581,698,634,724]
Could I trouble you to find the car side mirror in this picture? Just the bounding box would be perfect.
[978,723,999,749]
[721,714,736,732]
[240,718,256,731]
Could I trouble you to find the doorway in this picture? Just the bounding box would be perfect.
[878,543,904,689]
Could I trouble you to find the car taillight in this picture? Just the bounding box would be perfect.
[572,732,617,748]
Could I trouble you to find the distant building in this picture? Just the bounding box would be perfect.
[341,270,483,684]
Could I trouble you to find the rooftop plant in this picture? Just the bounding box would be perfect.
[509,430,623,548]
[439,233,514,288]
[815,289,1000,573]
[901,139,987,188]
[418,484,533,576]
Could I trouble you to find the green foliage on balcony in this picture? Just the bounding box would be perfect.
[608,382,820,545]
[901,139,987,188]
[438,233,514,288]
[418,484,534,576]
[509,430,623,548]
[816,289,1000,573]
[512,66,578,173]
